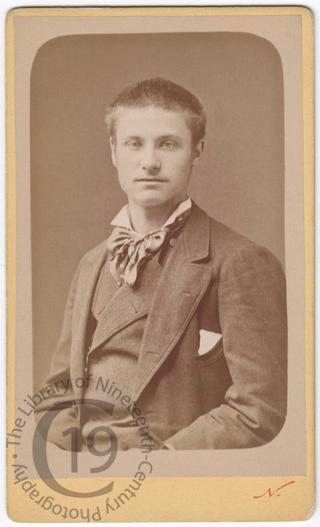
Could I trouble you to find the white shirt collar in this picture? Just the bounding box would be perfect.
[110,197,192,232]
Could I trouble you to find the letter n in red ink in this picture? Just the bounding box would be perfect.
[253,480,295,499]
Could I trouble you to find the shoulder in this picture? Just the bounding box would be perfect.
[208,215,254,256]
[76,239,109,270]
[192,203,285,279]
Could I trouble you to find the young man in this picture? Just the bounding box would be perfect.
[35,78,287,451]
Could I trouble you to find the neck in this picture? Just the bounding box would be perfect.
[128,199,186,234]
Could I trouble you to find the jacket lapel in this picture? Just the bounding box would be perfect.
[89,251,165,352]
[88,281,148,353]
[69,242,157,393]
[132,204,213,401]
[70,243,109,397]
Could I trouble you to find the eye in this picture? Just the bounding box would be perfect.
[160,140,177,151]
[125,139,142,150]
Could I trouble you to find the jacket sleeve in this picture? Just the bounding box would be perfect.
[34,262,83,450]
[164,244,287,449]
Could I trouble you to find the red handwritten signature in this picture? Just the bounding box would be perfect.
[253,480,295,499]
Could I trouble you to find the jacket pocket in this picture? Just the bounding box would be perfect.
[194,337,224,364]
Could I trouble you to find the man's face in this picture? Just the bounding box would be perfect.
[109,106,203,209]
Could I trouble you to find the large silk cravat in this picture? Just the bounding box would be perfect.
[106,208,191,287]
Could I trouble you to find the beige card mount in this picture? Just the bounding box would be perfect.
[6,6,314,522]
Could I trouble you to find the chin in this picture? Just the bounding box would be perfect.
[133,194,171,209]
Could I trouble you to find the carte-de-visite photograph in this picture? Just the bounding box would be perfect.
[7,7,314,523]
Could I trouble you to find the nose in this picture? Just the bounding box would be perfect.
[141,145,161,172]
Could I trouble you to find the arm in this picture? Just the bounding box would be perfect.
[164,244,287,449]
[34,262,83,450]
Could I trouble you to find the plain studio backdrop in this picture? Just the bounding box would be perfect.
[30,32,284,388]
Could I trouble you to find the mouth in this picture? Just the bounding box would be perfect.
[135,178,167,183]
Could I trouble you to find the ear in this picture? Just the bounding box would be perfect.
[192,139,204,166]
[109,136,117,167]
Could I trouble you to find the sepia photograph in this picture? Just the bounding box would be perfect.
[6,6,314,522]
[32,70,287,452]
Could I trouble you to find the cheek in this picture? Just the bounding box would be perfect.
[116,158,137,189]
[171,156,193,178]
[116,155,134,173]
[166,152,189,168]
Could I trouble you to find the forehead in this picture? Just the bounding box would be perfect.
[113,105,192,139]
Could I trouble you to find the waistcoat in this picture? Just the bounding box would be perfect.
[80,238,176,441]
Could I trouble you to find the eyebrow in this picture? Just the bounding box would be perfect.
[157,135,181,142]
[123,134,181,141]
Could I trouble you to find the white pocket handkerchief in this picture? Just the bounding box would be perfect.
[198,329,222,356]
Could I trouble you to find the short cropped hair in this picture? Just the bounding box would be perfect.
[105,77,207,145]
